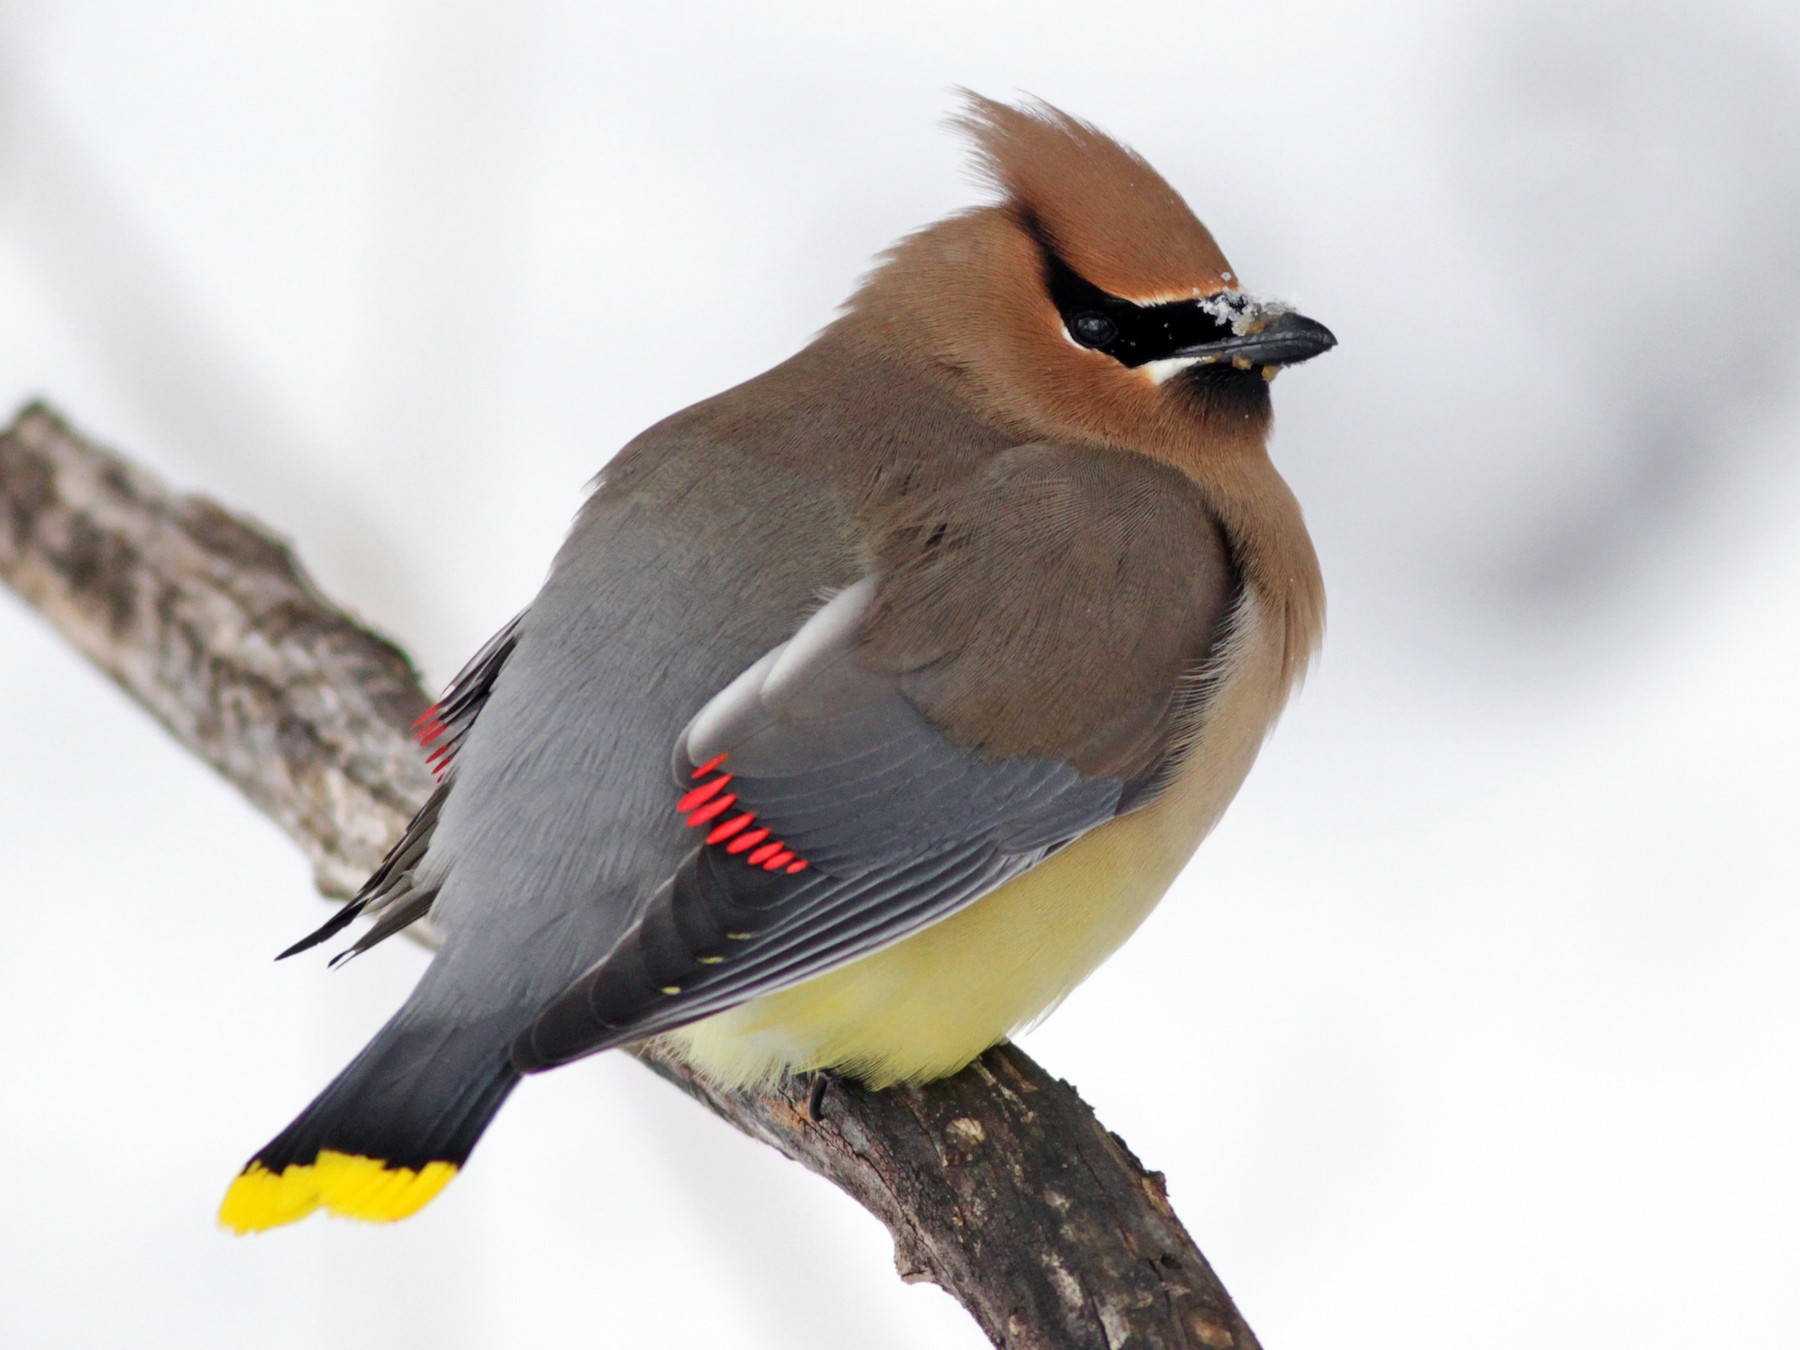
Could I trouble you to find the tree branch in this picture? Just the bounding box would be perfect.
[0,401,1261,1350]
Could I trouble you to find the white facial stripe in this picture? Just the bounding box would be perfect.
[1139,355,1205,385]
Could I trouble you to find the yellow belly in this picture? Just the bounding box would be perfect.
[662,597,1289,1090]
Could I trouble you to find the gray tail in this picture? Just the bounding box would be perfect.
[220,1010,519,1231]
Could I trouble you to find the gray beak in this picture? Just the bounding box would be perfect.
[1173,308,1337,369]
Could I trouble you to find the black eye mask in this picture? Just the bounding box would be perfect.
[1043,252,1247,368]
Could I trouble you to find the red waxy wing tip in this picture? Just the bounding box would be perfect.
[685,793,738,827]
[677,774,732,814]
[725,826,771,854]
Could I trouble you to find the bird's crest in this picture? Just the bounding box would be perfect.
[951,92,1236,304]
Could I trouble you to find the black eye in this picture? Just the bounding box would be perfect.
[1069,311,1117,348]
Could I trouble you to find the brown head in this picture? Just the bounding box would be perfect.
[844,94,1335,470]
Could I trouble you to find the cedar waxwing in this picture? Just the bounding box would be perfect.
[221,93,1334,1231]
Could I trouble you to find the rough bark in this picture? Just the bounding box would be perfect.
[0,401,1261,1350]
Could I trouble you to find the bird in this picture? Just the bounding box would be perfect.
[219,92,1334,1233]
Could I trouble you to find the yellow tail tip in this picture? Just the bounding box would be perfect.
[218,1160,324,1233]
[219,1152,458,1233]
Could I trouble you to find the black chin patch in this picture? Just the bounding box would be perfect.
[1179,361,1274,421]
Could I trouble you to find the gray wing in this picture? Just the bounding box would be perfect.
[514,579,1145,1071]
[515,445,1237,1072]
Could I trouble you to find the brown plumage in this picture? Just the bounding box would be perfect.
[222,93,1335,1231]
[863,444,1232,776]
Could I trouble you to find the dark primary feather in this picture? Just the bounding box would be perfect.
[277,613,524,962]
[416,614,525,779]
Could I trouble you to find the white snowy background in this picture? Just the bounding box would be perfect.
[2,3,1797,1347]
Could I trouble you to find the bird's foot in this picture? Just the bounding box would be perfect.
[805,1069,842,1123]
